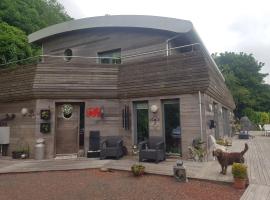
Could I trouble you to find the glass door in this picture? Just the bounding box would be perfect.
[134,102,149,144]
[163,100,181,155]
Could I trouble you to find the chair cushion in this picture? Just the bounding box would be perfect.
[148,137,163,149]
[106,136,122,147]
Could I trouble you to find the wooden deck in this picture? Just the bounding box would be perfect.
[1,131,270,200]
[231,131,270,200]
[0,156,233,183]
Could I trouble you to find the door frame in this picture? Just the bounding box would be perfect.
[54,102,82,156]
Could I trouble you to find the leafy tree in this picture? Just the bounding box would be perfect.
[259,112,269,125]
[213,52,270,118]
[0,0,72,34]
[0,22,33,66]
[0,0,71,67]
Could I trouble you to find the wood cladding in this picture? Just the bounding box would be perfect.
[119,51,209,98]
[0,49,234,109]
[33,62,119,99]
[0,65,36,102]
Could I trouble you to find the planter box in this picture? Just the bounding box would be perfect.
[12,151,29,159]
[40,123,51,133]
[40,110,51,120]
[87,150,100,158]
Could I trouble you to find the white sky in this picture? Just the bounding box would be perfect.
[58,0,270,83]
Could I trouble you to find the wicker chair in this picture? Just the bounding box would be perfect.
[139,137,166,163]
[100,136,124,159]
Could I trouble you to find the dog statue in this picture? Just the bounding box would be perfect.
[213,143,248,175]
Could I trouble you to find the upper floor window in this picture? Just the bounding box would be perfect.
[64,49,72,62]
[98,49,121,64]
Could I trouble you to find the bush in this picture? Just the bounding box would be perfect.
[131,164,145,176]
[232,163,247,179]
[260,112,269,125]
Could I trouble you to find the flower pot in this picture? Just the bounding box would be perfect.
[131,165,145,177]
[233,178,246,189]
[40,110,50,120]
[12,151,22,159]
[132,170,145,176]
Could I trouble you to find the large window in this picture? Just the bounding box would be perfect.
[163,99,181,155]
[134,102,149,144]
[98,49,121,64]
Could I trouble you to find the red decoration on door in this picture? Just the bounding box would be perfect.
[86,107,102,118]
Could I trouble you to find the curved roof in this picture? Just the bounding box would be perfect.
[28,15,193,43]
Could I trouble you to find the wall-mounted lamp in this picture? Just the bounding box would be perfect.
[150,105,159,113]
[21,108,35,117]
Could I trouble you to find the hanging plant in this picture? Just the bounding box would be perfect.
[40,123,51,133]
[40,109,50,120]
[62,104,73,119]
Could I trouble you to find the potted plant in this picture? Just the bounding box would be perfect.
[232,163,248,189]
[40,109,50,120]
[40,123,51,133]
[131,164,145,176]
[12,145,30,159]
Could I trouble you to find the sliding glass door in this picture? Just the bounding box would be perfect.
[134,102,149,144]
[163,99,181,155]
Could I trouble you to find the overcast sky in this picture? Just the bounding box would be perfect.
[58,0,270,83]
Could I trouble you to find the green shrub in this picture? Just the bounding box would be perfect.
[232,163,247,179]
[260,112,269,125]
[131,164,145,176]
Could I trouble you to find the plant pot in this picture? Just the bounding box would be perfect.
[132,170,145,176]
[12,151,22,159]
[40,123,51,133]
[40,110,51,120]
[131,165,145,177]
[233,178,246,189]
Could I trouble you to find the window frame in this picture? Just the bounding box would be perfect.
[97,48,121,64]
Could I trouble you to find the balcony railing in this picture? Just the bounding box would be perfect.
[0,43,224,81]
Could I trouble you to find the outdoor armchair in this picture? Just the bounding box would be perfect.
[139,137,166,163]
[100,136,124,159]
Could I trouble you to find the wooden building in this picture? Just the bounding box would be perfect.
[0,15,235,159]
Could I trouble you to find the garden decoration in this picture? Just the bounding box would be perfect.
[62,104,73,118]
[232,163,248,189]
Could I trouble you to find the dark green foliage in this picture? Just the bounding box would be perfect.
[0,0,71,67]
[0,0,72,34]
[0,22,33,66]
[213,52,270,119]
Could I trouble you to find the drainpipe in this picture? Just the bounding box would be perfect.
[198,91,203,141]
[166,34,182,56]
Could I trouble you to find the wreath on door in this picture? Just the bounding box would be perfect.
[62,104,73,119]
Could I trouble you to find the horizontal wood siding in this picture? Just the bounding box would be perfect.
[33,63,119,99]
[0,66,36,102]
[42,27,175,63]
[204,58,235,109]
[0,49,234,111]
[119,50,210,98]
[0,100,36,158]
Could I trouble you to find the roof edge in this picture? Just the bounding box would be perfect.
[28,15,193,43]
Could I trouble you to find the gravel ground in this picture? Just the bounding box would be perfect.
[0,169,243,200]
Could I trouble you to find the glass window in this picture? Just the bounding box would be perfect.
[98,49,121,64]
[163,99,181,155]
[64,49,72,62]
[134,102,149,144]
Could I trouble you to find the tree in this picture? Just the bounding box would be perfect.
[0,0,71,67]
[213,52,270,118]
[0,22,33,66]
[0,0,72,34]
